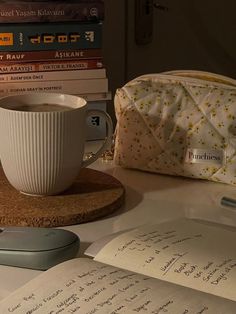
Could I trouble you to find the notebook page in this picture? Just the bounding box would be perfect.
[0,258,235,313]
[95,219,236,301]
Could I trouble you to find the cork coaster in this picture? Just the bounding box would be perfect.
[0,167,125,227]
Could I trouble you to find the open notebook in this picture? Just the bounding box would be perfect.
[0,218,235,313]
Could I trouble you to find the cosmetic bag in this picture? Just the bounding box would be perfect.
[114,70,236,185]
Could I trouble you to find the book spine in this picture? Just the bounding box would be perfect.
[79,92,112,102]
[78,92,112,101]
[0,78,108,95]
[0,22,102,51]
[0,2,104,23]
[0,49,102,62]
[0,59,103,73]
[0,68,107,82]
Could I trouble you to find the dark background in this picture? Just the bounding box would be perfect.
[102,0,236,122]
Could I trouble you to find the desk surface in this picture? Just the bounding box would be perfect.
[1,141,236,300]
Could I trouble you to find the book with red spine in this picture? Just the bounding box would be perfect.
[0,59,103,73]
[0,49,102,62]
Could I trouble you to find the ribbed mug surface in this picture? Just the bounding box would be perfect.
[0,94,86,195]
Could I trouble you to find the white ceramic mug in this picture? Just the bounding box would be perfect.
[0,93,113,196]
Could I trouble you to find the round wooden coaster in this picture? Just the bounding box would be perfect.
[0,167,125,227]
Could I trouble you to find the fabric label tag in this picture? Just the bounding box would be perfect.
[185,148,225,165]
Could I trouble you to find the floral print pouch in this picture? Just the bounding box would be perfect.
[114,70,236,185]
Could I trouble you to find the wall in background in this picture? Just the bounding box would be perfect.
[103,0,236,122]
[126,0,236,80]
[102,0,126,122]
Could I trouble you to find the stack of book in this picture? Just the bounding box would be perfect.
[0,0,110,140]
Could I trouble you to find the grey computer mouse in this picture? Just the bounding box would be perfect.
[0,227,80,270]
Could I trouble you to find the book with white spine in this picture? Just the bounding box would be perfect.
[0,68,106,82]
[0,78,109,95]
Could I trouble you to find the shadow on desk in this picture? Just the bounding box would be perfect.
[97,166,192,220]
[104,165,191,191]
[100,164,236,229]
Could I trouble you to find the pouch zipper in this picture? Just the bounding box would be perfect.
[131,71,236,90]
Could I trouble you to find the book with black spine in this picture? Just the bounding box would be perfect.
[0,0,104,23]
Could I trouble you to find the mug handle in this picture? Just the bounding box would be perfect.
[81,109,113,168]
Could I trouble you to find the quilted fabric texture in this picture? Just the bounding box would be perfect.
[114,71,236,185]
